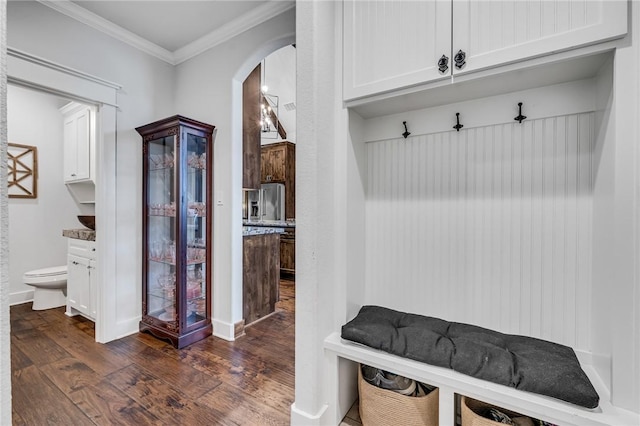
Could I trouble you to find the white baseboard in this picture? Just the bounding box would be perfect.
[96,316,140,344]
[116,317,141,340]
[9,290,34,306]
[212,318,235,341]
[290,402,329,426]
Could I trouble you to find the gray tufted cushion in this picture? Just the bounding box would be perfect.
[341,305,599,409]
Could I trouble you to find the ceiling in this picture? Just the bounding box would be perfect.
[37,0,295,64]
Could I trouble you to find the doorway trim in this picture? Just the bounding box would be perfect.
[6,47,121,343]
[217,34,295,341]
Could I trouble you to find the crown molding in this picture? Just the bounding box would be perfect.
[173,1,295,65]
[37,0,176,64]
[37,0,295,66]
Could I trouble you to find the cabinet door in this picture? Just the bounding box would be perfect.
[243,233,280,324]
[260,149,269,182]
[268,147,286,182]
[261,145,286,183]
[89,259,97,320]
[68,254,90,316]
[452,0,627,76]
[145,133,178,324]
[63,107,91,182]
[343,0,451,101]
[280,235,295,274]
[184,130,210,330]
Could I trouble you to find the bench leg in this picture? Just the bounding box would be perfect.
[438,385,456,425]
[324,352,359,425]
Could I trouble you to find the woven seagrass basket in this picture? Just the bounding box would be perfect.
[461,396,533,426]
[358,365,439,426]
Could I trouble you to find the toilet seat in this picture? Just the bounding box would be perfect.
[23,265,67,285]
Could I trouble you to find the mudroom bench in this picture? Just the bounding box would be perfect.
[324,332,639,426]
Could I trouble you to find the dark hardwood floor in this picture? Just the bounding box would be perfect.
[11,278,295,425]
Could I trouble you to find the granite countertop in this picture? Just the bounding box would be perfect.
[242,219,295,228]
[243,226,286,236]
[63,228,96,241]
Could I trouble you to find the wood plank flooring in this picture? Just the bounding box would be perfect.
[11,278,295,425]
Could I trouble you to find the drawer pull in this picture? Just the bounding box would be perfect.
[437,54,449,73]
[454,49,466,69]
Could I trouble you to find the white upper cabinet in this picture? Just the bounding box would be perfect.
[343,0,627,102]
[343,0,452,100]
[62,102,95,183]
[452,0,628,76]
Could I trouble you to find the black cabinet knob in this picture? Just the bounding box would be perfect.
[454,50,466,69]
[437,54,449,73]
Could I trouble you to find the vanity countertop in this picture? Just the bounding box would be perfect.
[63,228,96,241]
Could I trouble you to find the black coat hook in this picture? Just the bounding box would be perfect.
[514,102,527,123]
[453,113,463,132]
[402,121,411,139]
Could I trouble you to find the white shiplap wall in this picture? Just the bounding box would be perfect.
[365,113,594,350]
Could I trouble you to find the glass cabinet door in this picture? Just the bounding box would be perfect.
[184,131,208,328]
[145,135,177,324]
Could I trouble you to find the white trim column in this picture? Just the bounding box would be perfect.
[292,0,341,424]
[0,1,12,424]
[611,0,640,413]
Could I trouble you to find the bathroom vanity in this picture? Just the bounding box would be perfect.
[63,229,96,321]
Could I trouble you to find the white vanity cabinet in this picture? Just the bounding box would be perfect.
[61,102,95,183]
[66,238,96,321]
[343,0,627,101]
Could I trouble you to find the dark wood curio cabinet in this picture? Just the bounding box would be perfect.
[136,115,216,348]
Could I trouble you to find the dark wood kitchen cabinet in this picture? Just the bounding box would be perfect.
[136,115,215,348]
[261,143,286,182]
[243,64,261,190]
[280,228,295,276]
[243,233,280,325]
[261,141,295,219]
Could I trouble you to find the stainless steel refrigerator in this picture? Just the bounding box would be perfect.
[246,183,285,221]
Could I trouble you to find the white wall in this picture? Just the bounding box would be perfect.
[7,0,175,338]
[7,85,88,304]
[261,44,296,144]
[364,110,595,350]
[173,7,295,339]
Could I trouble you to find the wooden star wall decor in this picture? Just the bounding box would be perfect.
[8,143,38,199]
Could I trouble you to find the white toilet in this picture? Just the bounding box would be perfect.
[23,266,68,310]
